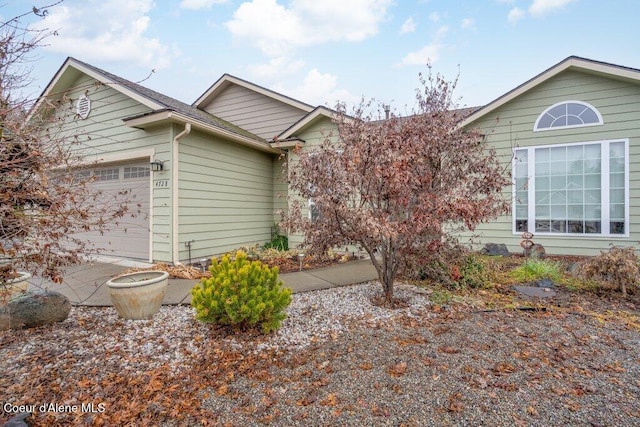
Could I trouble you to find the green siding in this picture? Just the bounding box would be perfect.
[273,156,288,225]
[177,128,275,261]
[463,70,640,255]
[55,73,173,262]
[284,117,337,248]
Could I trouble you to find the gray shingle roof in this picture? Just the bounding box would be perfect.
[71,58,263,142]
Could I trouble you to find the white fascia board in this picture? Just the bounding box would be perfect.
[277,107,337,140]
[459,57,640,130]
[193,74,314,113]
[124,111,282,154]
[30,58,164,122]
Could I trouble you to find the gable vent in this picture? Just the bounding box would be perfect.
[76,94,91,119]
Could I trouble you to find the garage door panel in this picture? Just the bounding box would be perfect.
[78,161,150,260]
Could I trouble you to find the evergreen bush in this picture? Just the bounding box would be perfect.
[190,250,292,333]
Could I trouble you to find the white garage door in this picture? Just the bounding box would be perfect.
[81,161,151,260]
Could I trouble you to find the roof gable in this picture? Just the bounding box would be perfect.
[34,57,276,151]
[460,56,640,128]
[193,73,314,113]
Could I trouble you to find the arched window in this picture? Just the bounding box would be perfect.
[534,100,603,131]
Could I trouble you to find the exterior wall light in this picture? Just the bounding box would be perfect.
[150,160,164,172]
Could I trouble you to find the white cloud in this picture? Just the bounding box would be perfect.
[507,7,525,24]
[529,0,577,16]
[398,24,447,67]
[400,17,416,34]
[30,0,172,69]
[461,18,474,29]
[225,0,393,57]
[248,56,306,80]
[428,11,440,22]
[180,0,228,9]
[399,43,442,66]
[272,68,358,106]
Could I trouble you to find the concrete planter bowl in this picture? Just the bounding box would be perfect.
[1,271,31,301]
[106,271,169,320]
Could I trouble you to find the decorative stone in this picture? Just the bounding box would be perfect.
[524,243,546,259]
[534,278,555,288]
[5,290,71,330]
[479,243,510,257]
[514,285,556,298]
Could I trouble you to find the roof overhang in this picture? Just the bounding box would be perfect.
[276,106,337,141]
[459,56,640,129]
[193,73,315,112]
[33,58,165,115]
[124,110,282,154]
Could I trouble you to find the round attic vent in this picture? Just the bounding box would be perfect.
[76,94,91,119]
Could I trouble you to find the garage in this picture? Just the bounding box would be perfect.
[80,160,151,260]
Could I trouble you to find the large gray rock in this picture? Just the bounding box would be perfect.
[5,290,71,330]
[524,243,546,259]
[479,243,510,257]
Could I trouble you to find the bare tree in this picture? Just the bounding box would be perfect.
[0,3,131,290]
[283,70,510,305]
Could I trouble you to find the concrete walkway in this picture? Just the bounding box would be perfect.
[26,257,379,307]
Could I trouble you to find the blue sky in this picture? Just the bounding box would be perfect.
[5,0,639,113]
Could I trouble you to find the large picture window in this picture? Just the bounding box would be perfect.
[514,140,628,236]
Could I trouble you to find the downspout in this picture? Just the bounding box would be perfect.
[172,123,191,265]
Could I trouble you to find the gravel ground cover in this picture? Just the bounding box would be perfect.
[1,282,639,426]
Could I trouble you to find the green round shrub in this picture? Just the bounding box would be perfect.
[190,250,292,333]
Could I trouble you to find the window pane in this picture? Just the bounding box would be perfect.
[585,189,600,203]
[585,143,601,158]
[568,220,584,233]
[567,103,587,116]
[516,190,528,204]
[549,104,566,117]
[536,176,549,190]
[610,172,624,188]
[536,148,550,162]
[610,141,624,158]
[515,164,528,178]
[537,114,554,129]
[516,206,528,219]
[610,203,624,221]
[518,141,625,236]
[550,175,566,190]
[568,204,584,219]
[549,161,566,175]
[551,205,566,219]
[550,116,567,127]
[585,221,601,234]
[567,174,583,189]
[535,191,549,204]
[567,190,583,204]
[610,221,625,234]
[584,204,601,220]
[610,157,625,173]
[551,220,567,233]
[535,220,550,232]
[535,205,549,219]
[516,177,528,191]
[550,191,566,204]
[584,174,600,189]
[610,189,624,204]
[516,220,528,232]
[567,115,582,126]
[579,109,599,124]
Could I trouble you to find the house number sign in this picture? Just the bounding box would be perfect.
[154,179,169,188]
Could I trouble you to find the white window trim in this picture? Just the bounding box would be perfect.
[533,100,604,132]
[512,138,629,238]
